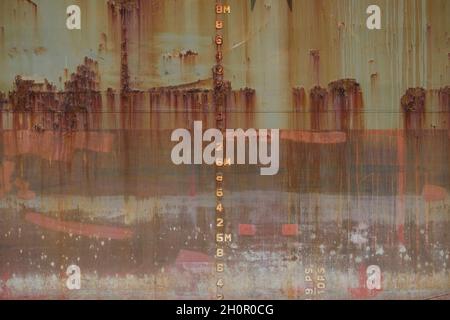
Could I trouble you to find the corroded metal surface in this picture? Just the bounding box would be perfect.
[0,0,449,299]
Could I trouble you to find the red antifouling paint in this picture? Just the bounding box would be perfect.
[25,212,133,240]
[238,224,256,236]
[282,224,298,236]
[175,250,212,264]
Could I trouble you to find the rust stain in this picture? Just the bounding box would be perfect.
[9,75,56,112]
[0,0,449,300]
[293,87,306,111]
[422,185,448,202]
[310,49,320,85]
[401,87,426,130]
[107,0,137,93]
[14,178,35,200]
[0,161,15,198]
[439,86,450,110]
[0,91,6,129]
[8,57,102,131]
[33,46,46,55]
[439,86,450,138]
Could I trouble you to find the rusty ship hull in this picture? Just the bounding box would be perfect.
[0,0,449,299]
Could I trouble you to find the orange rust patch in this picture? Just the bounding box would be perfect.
[309,86,328,130]
[329,79,361,98]
[293,87,306,110]
[328,79,364,130]
[401,87,426,130]
[0,161,15,198]
[175,250,212,264]
[14,178,36,200]
[401,88,426,113]
[3,131,114,161]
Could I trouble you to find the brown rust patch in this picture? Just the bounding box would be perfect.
[401,88,426,113]
[438,86,450,110]
[0,91,4,130]
[178,50,198,59]
[293,87,306,110]
[439,86,450,132]
[119,1,137,92]
[63,58,101,102]
[120,5,130,93]
[309,86,327,130]
[370,72,378,83]
[147,83,253,112]
[107,87,116,111]
[235,87,255,111]
[329,79,360,98]
[61,57,102,130]
[401,87,426,130]
[328,79,363,130]
[310,50,320,85]
[0,91,6,109]
[108,0,137,92]
[99,33,108,54]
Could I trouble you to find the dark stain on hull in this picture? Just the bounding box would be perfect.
[329,79,364,131]
[310,86,328,130]
[401,87,426,130]
[293,87,306,112]
[8,57,102,132]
